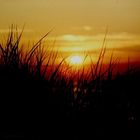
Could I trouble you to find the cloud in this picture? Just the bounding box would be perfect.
[0,29,33,33]
[72,26,93,32]
[51,32,139,42]
[57,34,89,41]
[108,45,140,53]
[83,26,92,31]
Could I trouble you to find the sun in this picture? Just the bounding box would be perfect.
[69,55,84,65]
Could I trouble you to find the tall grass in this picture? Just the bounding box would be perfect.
[0,26,138,139]
[0,26,137,102]
[0,26,62,81]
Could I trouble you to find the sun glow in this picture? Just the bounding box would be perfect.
[69,55,84,65]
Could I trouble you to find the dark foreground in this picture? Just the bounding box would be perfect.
[0,29,138,139]
[0,71,138,140]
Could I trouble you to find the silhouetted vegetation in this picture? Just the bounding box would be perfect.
[0,26,138,139]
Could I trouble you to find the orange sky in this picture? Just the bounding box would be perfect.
[0,0,140,63]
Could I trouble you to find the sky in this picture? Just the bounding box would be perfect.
[0,0,140,63]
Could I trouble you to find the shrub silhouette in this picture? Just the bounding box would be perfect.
[0,26,138,139]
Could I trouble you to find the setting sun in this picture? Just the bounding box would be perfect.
[69,55,84,65]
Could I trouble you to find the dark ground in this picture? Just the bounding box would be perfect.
[0,72,138,140]
[0,28,138,139]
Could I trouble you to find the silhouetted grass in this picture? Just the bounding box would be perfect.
[0,26,138,139]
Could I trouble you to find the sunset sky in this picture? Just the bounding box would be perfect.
[0,0,140,63]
